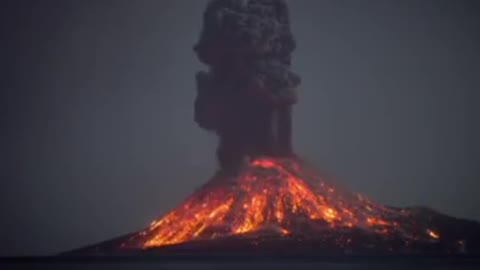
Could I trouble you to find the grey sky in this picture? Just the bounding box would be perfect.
[1,0,479,256]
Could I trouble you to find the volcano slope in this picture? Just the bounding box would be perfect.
[66,156,480,256]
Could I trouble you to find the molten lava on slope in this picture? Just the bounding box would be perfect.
[65,156,480,256]
[120,157,445,251]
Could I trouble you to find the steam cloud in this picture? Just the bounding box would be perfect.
[193,0,301,175]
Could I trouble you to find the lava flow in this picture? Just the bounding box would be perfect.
[122,157,440,250]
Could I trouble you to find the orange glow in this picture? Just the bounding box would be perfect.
[122,158,435,249]
[367,217,390,227]
[427,229,440,239]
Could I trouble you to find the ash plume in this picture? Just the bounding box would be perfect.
[193,0,301,175]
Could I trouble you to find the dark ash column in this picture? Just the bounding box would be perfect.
[193,0,301,175]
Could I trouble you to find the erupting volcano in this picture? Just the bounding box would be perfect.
[66,0,480,257]
[119,157,471,252]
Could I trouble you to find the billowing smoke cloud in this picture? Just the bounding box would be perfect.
[193,0,301,175]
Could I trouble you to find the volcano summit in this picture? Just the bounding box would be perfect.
[66,0,480,257]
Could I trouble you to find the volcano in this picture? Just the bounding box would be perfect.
[66,156,480,256]
[63,0,480,258]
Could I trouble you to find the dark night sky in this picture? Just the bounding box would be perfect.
[1,0,479,256]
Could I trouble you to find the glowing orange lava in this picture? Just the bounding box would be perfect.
[427,229,440,240]
[123,157,440,249]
